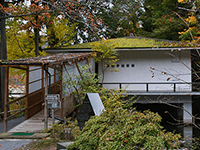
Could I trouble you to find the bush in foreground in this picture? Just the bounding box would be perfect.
[67,107,181,150]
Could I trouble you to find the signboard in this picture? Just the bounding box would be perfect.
[45,94,60,109]
[87,93,105,116]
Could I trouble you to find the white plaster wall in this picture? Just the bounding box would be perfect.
[100,50,191,92]
[62,59,95,97]
[49,67,55,84]
[29,66,42,93]
[29,66,56,94]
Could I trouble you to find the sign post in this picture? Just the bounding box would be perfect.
[45,94,60,125]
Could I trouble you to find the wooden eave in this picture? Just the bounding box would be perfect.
[0,53,91,68]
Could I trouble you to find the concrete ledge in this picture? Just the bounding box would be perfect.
[57,142,74,150]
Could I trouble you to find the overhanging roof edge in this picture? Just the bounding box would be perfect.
[44,47,200,53]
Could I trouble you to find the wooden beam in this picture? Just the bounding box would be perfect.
[0,64,42,67]
[25,66,29,120]
[10,66,28,70]
[6,95,26,106]
[4,66,9,132]
[49,65,62,71]
[0,108,25,115]
[5,108,27,121]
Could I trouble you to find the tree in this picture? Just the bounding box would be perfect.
[0,0,109,42]
[102,0,142,38]
[46,17,77,48]
[136,0,188,40]
[176,0,200,43]
[0,0,7,113]
[91,39,119,82]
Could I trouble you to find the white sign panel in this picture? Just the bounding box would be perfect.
[45,94,60,109]
[87,93,105,116]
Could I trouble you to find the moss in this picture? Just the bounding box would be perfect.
[64,37,185,49]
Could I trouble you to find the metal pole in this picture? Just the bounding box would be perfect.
[52,109,55,124]
[174,83,176,92]
[44,65,48,130]
[146,83,148,92]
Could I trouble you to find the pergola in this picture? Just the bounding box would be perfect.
[0,53,91,132]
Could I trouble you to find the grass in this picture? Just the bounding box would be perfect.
[63,37,185,49]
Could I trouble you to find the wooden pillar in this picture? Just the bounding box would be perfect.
[54,66,56,84]
[60,64,63,118]
[42,66,44,88]
[25,66,29,119]
[44,65,48,130]
[3,66,9,132]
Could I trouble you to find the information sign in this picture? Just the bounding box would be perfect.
[45,94,60,109]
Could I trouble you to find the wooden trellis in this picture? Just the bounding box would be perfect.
[0,53,91,132]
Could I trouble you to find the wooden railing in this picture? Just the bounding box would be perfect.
[4,81,61,122]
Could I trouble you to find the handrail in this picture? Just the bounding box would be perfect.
[5,108,27,121]
[99,82,200,84]
[99,82,200,92]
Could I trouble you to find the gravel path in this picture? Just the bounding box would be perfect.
[0,116,25,133]
[0,139,33,150]
[0,116,33,150]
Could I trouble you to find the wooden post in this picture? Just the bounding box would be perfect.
[42,66,44,88]
[54,66,56,84]
[4,66,9,132]
[25,66,29,119]
[44,65,48,130]
[60,65,63,118]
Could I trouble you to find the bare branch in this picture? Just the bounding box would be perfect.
[178,7,197,12]
[0,10,56,19]
[173,11,200,56]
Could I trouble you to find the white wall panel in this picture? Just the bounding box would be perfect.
[29,66,42,93]
[29,80,42,93]
[29,67,42,83]
[62,59,95,97]
[100,50,191,92]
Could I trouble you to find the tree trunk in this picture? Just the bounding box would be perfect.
[34,27,39,56]
[0,0,7,113]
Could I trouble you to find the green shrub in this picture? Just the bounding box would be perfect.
[67,107,181,150]
[63,63,182,149]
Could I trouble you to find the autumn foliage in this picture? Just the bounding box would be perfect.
[0,0,104,33]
